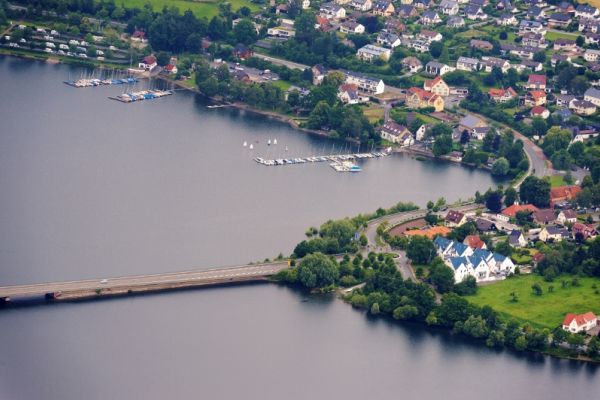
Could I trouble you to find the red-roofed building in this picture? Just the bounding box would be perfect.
[530,105,550,119]
[139,55,157,70]
[562,312,598,333]
[406,87,445,112]
[525,90,547,106]
[526,74,547,90]
[131,30,147,42]
[163,64,178,74]
[489,87,517,103]
[463,235,487,249]
[423,76,449,96]
[501,204,539,218]
[532,252,545,264]
[572,222,598,240]
[550,185,582,206]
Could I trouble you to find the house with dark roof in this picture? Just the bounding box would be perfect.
[476,218,496,232]
[557,209,577,225]
[445,210,467,227]
[508,230,527,247]
[533,209,556,225]
[420,11,442,26]
[465,4,487,20]
[575,5,599,19]
[548,13,572,28]
[380,121,413,146]
[572,223,598,240]
[539,226,570,242]
[447,16,465,28]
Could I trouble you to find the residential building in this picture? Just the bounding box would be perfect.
[497,13,517,26]
[551,54,571,67]
[539,226,570,242]
[233,44,253,59]
[445,210,467,227]
[423,76,450,96]
[531,105,550,119]
[447,16,465,28]
[575,5,599,19]
[377,31,401,48]
[550,185,582,206]
[406,87,445,111]
[519,60,544,72]
[519,20,546,35]
[320,3,346,19]
[572,223,598,240]
[414,0,434,9]
[584,87,600,107]
[338,83,369,104]
[397,4,418,17]
[480,56,510,73]
[476,218,497,232]
[525,90,547,106]
[401,56,423,73]
[548,13,572,28]
[420,11,442,25]
[312,64,327,85]
[522,32,546,48]
[585,33,600,45]
[372,0,395,16]
[458,114,487,132]
[463,235,487,249]
[489,87,517,103]
[526,74,547,90]
[556,94,576,108]
[425,61,455,76]
[418,30,443,43]
[570,99,597,116]
[380,121,414,146]
[562,312,598,333]
[502,204,539,218]
[508,230,527,247]
[138,55,157,70]
[533,209,556,225]
[439,0,459,15]
[411,40,430,53]
[267,26,296,37]
[557,209,577,225]
[470,39,494,51]
[350,0,372,11]
[340,21,365,34]
[356,44,391,62]
[553,38,577,51]
[465,4,488,20]
[344,71,385,94]
[456,56,480,72]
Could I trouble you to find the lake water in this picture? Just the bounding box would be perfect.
[0,57,597,399]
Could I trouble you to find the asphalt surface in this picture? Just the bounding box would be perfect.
[0,262,289,299]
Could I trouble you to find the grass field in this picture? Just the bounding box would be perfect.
[363,105,385,123]
[119,0,259,19]
[545,30,580,41]
[467,275,600,329]
[547,175,572,188]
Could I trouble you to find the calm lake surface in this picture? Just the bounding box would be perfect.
[0,57,597,399]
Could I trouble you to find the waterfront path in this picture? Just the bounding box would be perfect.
[0,262,289,302]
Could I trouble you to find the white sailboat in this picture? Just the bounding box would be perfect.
[267,139,271,146]
[273,138,278,145]
[249,144,254,149]
[285,146,288,152]
[243,141,247,147]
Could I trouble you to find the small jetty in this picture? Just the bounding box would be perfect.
[64,77,138,88]
[110,89,173,103]
[253,150,389,171]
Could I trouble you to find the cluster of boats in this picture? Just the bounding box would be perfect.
[65,77,138,88]
[113,90,173,103]
[253,150,390,172]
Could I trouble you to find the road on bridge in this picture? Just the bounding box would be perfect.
[0,262,289,301]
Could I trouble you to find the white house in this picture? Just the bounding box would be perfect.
[439,0,459,15]
[138,55,157,70]
[562,312,598,333]
[350,0,372,11]
[380,121,414,146]
[340,21,365,34]
[557,209,578,225]
[584,87,600,107]
[456,56,479,72]
[377,31,401,48]
[267,26,296,37]
[357,44,391,62]
[345,71,385,94]
[320,3,346,19]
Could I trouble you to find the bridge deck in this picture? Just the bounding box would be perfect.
[0,262,289,301]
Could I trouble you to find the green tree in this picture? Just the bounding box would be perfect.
[519,176,550,207]
[430,41,443,58]
[233,19,257,45]
[504,187,517,207]
[295,11,317,43]
[462,315,488,339]
[491,157,510,177]
[406,236,436,264]
[433,135,453,157]
[486,190,503,213]
[533,51,546,63]
[297,252,339,288]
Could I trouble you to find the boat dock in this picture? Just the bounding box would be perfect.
[110,89,173,103]
[253,150,389,171]
[64,77,138,88]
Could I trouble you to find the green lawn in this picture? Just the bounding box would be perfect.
[119,0,259,18]
[466,275,600,329]
[545,30,580,41]
[271,79,292,91]
[547,175,573,187]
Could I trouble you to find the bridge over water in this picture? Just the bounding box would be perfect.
[0,262,290,303]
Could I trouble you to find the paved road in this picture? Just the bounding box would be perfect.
[252,53,309,71]
[0,262,289,300]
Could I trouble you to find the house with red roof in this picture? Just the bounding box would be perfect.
[526,74,547,90]
[489,87,517,103]
[138,55,157,71]
[572,222,598,240]
[131,30,147,43]
[445,210,467,227]
[550,185,582,206]
[463,235,487,249]
[524,90,547,106]
[501,204,539,218]
[530,105,549,119]
[423,76,449,97]
[562,312,598,333]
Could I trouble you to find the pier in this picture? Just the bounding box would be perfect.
[0,262,289,304]
[64,77,138,88]
[110,89,173,103]
[253,150,391,170]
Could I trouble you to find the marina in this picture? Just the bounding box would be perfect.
[253,149,389,172]
[110,89,173,103]
[64,77,138,88]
